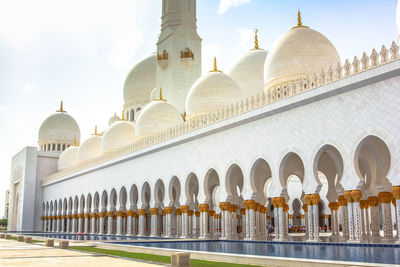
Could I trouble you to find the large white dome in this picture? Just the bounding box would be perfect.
[123,53,157,107]
[228,49,268,97]
[38,109,80,146]
[58,146,79,170]
[185,71,243,120]
[136,100,182,137]
[102,121,136,152]
[78,135,102,162]
[264,25,341,90]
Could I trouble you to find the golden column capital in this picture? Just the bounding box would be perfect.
[302,204,308,212]
[137,209,147,216]
[338,195,347,206]
[367,196,379,206]
[164,207,173,214]
[90,212,97,218]
[84,213,90,219]
[126,210,134,217]
[288,214,294,219]
[304,194,312,205]
[240,208,245,215]
[276,197,285,208]
[116,211,124,217]
[392,186,400,200]
[180,205,190,213]
[198,204,209,212]
[188,210,194,216]
[106,211,114,217]
[176,208,182,216]
[378,192,392,203]
[351,190,362,202]
[323,215,330,219]
[209,210,215,217]
[219,202,231,211]
[150,208,159,215]
[232,204,239,213]
[195,211,200,217]
[283,203,289,212]
[344,191,353,203]
[310,194,320,205]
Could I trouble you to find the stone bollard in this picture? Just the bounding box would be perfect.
[24,237,32,243]
[45,239,54,247]
[0,233,5,238]
[59,241,69,249]
[17,236,24,242]
[171,252,190,267]
[5,234,11,239]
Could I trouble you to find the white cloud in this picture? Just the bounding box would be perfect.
[218,0,251,14]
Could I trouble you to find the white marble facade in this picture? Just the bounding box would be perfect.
[8,0,400,244]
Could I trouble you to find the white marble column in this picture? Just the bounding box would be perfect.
[57,215,62,232]
[71,214,77,233]
[392,186,400,243]
[344,192,355,242]
[132,214,138,236]
[116,211,124,235]
[98,212,105,234]
[232,205,238,239]
[176,208,182,238]
[84,213,90,233]
[379,192,394,240]
[193,211,200,238]
[137,209,147,236]
[150,208,159,237]
[351,191,362,242]
[305,195,314,241]
[125,210,133,236]
[61,215,66,232]
[338,196,348,239]
[311,194,320,241]
[90,212,97,234]
[199,204,210,239]
[245,200,256,240]
[66,214,71,233]
[107,211,114,235]
[273,199,280,241]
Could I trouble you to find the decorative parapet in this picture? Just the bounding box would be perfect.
[42,41,400,184]
[180,48,194,69]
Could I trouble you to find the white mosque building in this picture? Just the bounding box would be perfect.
[7,0,400,243]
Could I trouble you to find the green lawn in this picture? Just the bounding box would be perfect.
[9,236,42,243]
[70,246,263,267]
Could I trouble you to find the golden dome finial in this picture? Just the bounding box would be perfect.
[56,100,66,113]
[73,137,77,146]
[154,88,167,101]
[122,110,126,121]
[209,57,222,72]
[297,10,302,27]
[291,9,308,29]
[92,125,98,135]
[254,28,259,49]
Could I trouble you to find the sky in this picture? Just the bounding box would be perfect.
[0,0,397,218]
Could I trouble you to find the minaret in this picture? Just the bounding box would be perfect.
[156,0,202,113]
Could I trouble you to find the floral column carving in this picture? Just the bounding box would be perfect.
[311,194,320,241]
[344,191,354,241]
[338,196,348,239]
[351,190,362,242]
[392,186,400,243]
[378,192,394,240]
[367,196,379,239]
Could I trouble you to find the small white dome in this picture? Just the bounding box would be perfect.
[58,146,79,170]
[228,49,268,97]
[264,25,341,90]
[108,113,121,126]
[102,121,136,152]
[123,53,156,107]
[136,101,182,137]
[185,71,243,120]
[77,135,102,162]
[38,109,80,146]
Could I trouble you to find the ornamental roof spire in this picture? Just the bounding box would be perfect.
[92,125,98,136]
[56,100,66,113]
[154,88,167,101]
[209,57,222,72]
[254,28,259,49]
[297,10,302,27]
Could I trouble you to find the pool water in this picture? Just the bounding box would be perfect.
[23,233,163,241]
[115,240,400,265]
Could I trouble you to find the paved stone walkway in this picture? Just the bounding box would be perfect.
[0,239,163,267]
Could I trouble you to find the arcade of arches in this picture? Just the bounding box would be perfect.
[41,136,400,243]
